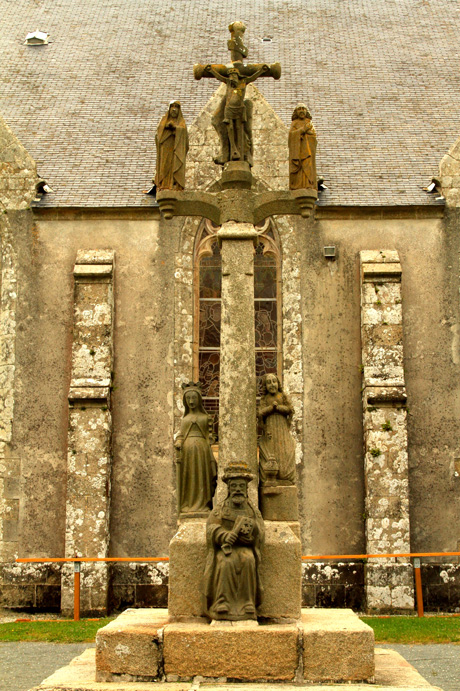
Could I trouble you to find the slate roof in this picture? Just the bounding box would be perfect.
[1,0,459,208]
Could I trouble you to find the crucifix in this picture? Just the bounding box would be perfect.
[157,23,317,501]
[194,21,281,168]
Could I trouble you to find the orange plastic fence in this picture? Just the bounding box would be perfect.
[15,551,460,621]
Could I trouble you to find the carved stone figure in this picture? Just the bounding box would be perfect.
[155,101,189,190]
[204,461,264,620]
[174,382,217,515]
[227,21,248,63]
[206,63,270,165]
[288,103,317,191]
[258,374,296,485]
[193,23,281,168]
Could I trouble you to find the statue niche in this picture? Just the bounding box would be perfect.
[205,461,264,620]
[154,101,189,191]
[174,382,217,517]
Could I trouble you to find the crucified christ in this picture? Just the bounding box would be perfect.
[194,22,281,167]
[205,63,270,165]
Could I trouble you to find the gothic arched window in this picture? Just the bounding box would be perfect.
[194,219,281,441]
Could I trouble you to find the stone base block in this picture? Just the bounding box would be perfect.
[169,520,301,621]
[95,607,168,681]
[164,620,299,681]
[301,609,375,683]
[94,608,374,684]
[168,520,207,619]
[365,562,414,613]
[258,522,301,620]
[260,484,299,521]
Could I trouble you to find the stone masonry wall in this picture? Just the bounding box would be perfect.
[360,250,413,613]
[440,135,460,207]
[0,116,39,605]
[61,250,115,616]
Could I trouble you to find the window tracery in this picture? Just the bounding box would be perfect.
[194,218,281,441]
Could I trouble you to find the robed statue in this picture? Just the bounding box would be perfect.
[174,382,217,516]
[258,373,296,486]
[155,101,189,191]
[288,103,317,191]
[205,461,264,620]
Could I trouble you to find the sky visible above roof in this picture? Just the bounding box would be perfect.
[1,0,459,207]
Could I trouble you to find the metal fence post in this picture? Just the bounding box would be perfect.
[73,561,81,621]
[413,557,424,617]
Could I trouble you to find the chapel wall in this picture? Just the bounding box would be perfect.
[0,209,179,610]
[297,213,460,566]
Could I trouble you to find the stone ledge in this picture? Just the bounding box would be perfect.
[94,608,375,683]
[95,607,168,680]
[301,609,374,683]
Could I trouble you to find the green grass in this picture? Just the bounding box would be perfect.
[0,617,114,642]
[361,616,460,644]
[0,615,459,644]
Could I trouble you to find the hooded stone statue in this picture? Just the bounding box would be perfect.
[155,101,189,190]
[288,103,317,190]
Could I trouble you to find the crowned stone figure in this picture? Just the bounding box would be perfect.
[174,382,217,516]
[204,461,264,621]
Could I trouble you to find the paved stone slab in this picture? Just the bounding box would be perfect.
[381,643,460,691]
[29,646,442,690]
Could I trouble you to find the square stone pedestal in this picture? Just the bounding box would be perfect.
[169,519,301,621]
[260,484,299,521]
[95,608,375,684]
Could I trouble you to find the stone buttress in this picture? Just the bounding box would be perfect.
[61,250,114,616]
[360,250,414,612]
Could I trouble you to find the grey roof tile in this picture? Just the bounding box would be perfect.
[0,0,458,207]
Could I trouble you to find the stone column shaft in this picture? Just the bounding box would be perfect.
[62,250,114,616]
[216,222,258,503]
[360,250,414,613]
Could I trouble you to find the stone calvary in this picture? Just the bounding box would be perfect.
[94,22,376,686]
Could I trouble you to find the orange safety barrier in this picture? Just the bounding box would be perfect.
[16,551,460,620]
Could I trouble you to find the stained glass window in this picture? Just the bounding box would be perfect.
[195,220,280,441]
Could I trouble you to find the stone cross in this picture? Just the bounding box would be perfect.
[193,22,281,167]
[158,24,317,504]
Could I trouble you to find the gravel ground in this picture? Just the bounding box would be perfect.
[380,643,460,691]
[0,642,94,691]
[0,642,459,691]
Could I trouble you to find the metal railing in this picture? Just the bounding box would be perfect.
[16,551,460,621]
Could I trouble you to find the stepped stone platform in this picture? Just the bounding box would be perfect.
[95,608,374,683]
[30,645,440,690]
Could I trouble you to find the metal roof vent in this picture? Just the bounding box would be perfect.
[24,30,49,45]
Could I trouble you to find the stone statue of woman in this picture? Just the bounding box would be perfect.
[258,373,296,485]
[174,382,217,516]
[154,101,189,190]
[288,103,317,191]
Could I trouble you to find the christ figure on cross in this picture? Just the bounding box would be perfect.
[205,63,270,166]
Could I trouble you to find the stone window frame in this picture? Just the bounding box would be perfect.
[192,217,283,442]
